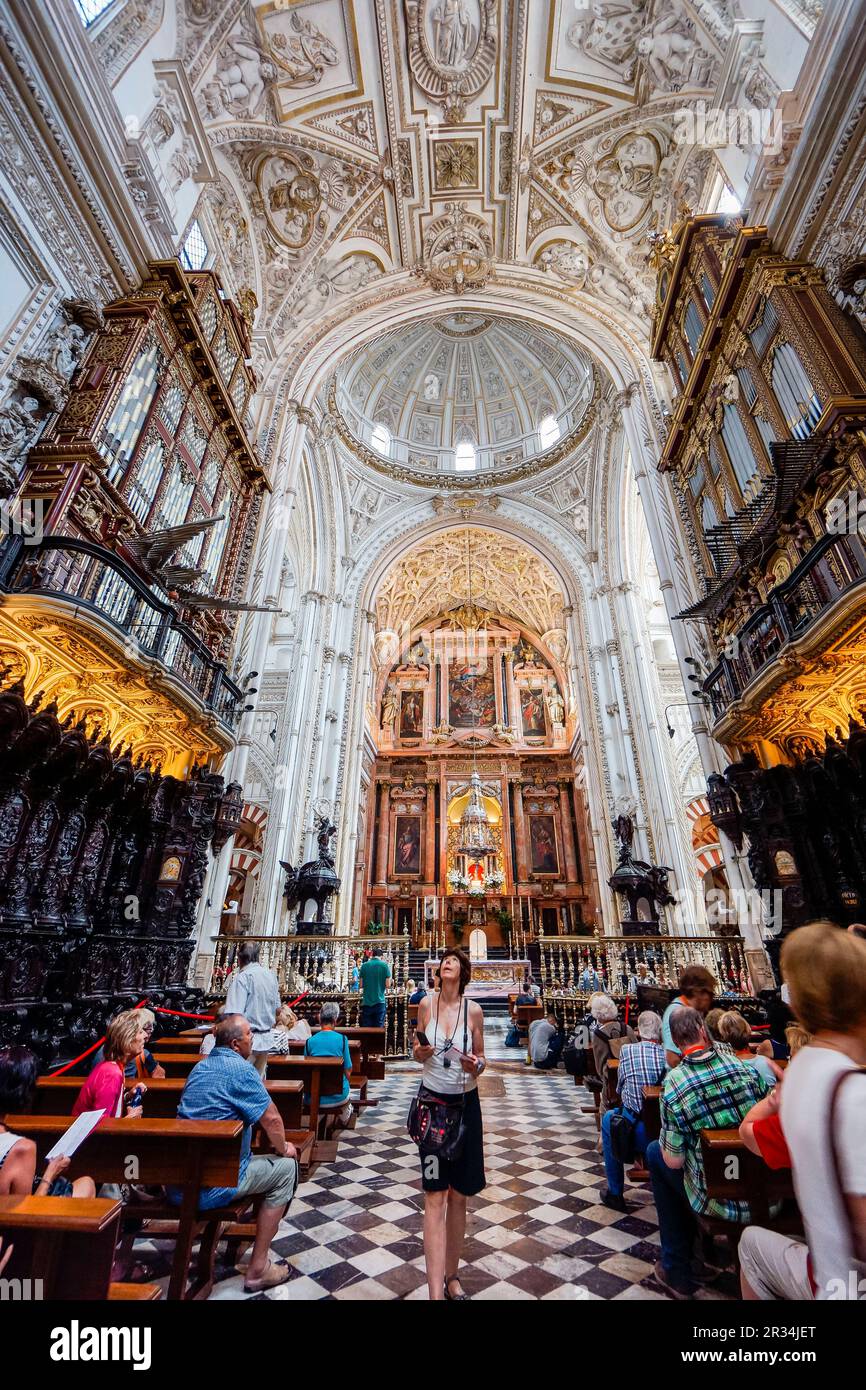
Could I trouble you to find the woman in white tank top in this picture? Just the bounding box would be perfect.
[413,948,487,1300]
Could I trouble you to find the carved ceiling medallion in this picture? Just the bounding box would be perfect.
[404,0,499,124]
[255,149,323,250]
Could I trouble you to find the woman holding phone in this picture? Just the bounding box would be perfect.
[413,947,487,1300]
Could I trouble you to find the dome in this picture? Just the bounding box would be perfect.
[332,312,596,476]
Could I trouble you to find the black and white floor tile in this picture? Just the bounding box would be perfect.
[133,1021,737,1301]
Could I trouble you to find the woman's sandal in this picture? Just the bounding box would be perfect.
[444,1274,470,1300]
[243,1260,291,1294]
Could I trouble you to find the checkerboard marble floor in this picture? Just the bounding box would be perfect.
[134,1021,736,1301]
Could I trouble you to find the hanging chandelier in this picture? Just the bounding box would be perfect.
[455,527,496,862]
[456,768,496,859]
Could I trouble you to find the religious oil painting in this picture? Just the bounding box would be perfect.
[448,660,496,727]
[394,815,422,876]
[399,688,424,739]
[519,686,547,738]
[528,815,559,875]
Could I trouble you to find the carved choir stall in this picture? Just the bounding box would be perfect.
[651,212,866,940]
[0,674,241,1067]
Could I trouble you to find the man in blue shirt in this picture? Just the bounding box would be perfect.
[305,1001,353,1123]
[359,945,391,1027]
[175,1013,299,1294]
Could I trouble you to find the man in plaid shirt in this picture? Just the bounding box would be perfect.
[600,1010,666,1212]
[647,1005,773,1298]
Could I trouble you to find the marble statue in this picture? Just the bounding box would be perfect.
[430,0,477,69]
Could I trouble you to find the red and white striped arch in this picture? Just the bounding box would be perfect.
[686,796,724,878]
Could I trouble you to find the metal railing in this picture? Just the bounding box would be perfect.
[0,535,243,728]
[209,932,412,996]
[538,933,752,998]
[703,533,866,721]
[209,932,414,1056]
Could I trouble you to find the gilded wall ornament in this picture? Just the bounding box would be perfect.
[434,140,479,190]
[255,150,323,250]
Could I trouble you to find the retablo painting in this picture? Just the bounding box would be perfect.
[448,660,496,727]
[519,686,547,738]
[529,815,558,874]
[394,815,422,876]
[399,689,424,739]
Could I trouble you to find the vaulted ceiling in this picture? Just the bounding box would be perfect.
[157,0,784,367]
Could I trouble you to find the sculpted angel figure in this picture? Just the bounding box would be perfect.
[212,35,276,118]
[637,14,707,91]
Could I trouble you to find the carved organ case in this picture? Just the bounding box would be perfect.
[16,261,268,660]
[651,214,866,759]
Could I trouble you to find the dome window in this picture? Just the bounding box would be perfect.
[539,415,560,448]
[455,442,476,471]
[371,423,391,456]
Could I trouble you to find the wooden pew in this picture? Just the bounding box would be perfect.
[31,1076,315,1172]
[516,1002,543,1041]
[641,1085,662,1142]
[0,1194,160,1301]
[150,1053,347,1156]
[700,1128,798,1229]
[3,1114,247,1301]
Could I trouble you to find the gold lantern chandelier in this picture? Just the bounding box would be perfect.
[455,527,496,862]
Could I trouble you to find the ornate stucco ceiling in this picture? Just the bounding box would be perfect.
[333,310,594,468]
[373,525,567,645]
[153,0,796,368]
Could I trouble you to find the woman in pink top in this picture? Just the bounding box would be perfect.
[72,1011,149,1123]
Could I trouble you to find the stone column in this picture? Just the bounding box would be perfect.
[513,780,528,882]
[559,782,579,884]
[425,781,437,887]
[375,782,390,885]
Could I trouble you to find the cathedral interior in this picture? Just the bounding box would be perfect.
[1,0,866,1317]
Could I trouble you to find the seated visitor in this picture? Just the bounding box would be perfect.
[173,1013,299,1293]
[200,1005,227,1057]
[703,1007,731,1052]
[409,979,428,1005]
[0,1046,96,1199]
[578,963,603,993]
[662,965,716,1067]
[627,962,659,993]
[273,1004,311,1043]
[305,1002,352,1124]
[600,1010,666,1212]
[591,995,636,1117]
[89,1007,165,1080]
[528,1010,564,1070]
[717,1010,779,1086]
[647,1004,772,1299]
[738,1024,812,1173]
[73,1011,150,1122]
[739,921,866,1301]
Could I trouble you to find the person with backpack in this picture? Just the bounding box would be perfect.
[600,1010,666,1212]
[591,995,637,1118]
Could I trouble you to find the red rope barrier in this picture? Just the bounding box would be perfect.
[47,993,308,1076]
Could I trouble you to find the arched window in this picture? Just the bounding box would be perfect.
[371,423,391,456]
[180,220,210,272]
[538,415,560,449]
[75,0,115,23]
[455,442,476,471]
